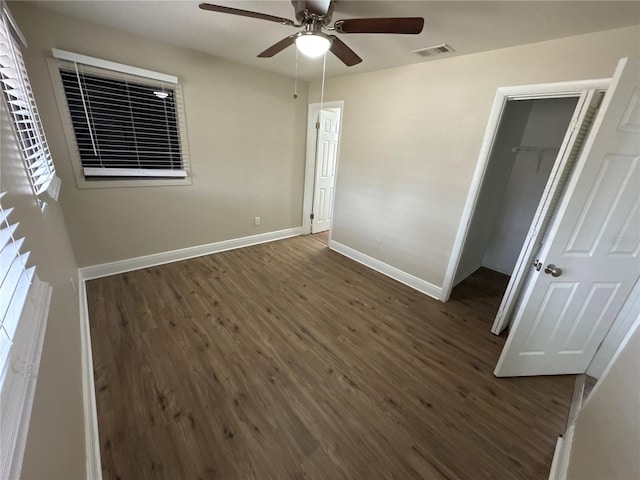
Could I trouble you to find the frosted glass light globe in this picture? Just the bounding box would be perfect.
[295,34,331,58]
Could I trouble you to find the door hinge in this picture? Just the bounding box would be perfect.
[315,122,320,130]
[310,213,315,220]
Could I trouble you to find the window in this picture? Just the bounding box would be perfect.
[0,12,58,197]
[0,10,53,478]
[50,49,190,186]
[0,192,51,479]
[59,70,183,178]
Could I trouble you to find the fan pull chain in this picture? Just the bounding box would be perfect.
[293,48,298,99]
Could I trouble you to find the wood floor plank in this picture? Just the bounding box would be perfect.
[86,236,574,480]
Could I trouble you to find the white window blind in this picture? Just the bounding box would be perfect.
[0,193,34,375]
[56,57,188,179]
[0,14,57,196]
[0,192,52,479]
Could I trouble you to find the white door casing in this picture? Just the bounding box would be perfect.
[311,109,340,234]
[495,57,640,377]
[491,90,604,334]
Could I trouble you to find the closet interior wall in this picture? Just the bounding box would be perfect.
[454,97,578,284]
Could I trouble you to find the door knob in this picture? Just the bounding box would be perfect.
[544,264,563,277]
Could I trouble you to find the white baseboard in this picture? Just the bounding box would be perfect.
[481,263,513,276]
[329,240,442,300]
[567,374,586,426]
[549,425,575,480]
[453,263,483,287]
[549,375,583,479]
[79,227,303,280]
[78,274,102,480]
[549,436,565,480]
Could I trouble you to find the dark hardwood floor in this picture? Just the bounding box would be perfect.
[86,236,574,480]
[310,230,329,245]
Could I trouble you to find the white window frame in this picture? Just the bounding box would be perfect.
[47,50,192,189]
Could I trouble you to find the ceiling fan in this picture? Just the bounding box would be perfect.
[199,0,425,66]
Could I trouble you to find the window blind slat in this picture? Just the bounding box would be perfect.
[65,104,179,120]
[4,89,24,100]
[27,156,51,171]
[83,167,187,177]
[6,98,26,107]
[0,199,13,223]
[0,223,18,252]
[0,66,17,77]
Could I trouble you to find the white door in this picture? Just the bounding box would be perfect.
[495,57,640,377]
[311,109,340,234]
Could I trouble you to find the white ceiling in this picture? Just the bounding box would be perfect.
[32,1,640,81]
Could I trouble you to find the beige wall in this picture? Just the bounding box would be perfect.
[311,25,640,289]
[567,323,640,479]
[1,104,84,475]
[9,2,309,267]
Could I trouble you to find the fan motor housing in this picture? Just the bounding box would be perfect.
[292,0,334,25]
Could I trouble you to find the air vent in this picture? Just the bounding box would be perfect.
[413,43,455,57]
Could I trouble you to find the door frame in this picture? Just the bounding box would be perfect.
[440,78,610,303]
[302,100,344,235]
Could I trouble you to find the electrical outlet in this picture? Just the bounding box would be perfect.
[254,216,261,226]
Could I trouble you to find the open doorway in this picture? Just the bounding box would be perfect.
[302,101,344,242]
[452,97,579,300]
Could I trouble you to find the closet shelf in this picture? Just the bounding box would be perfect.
[512,146,559,154]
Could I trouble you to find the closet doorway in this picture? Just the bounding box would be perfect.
[451,96,579,320]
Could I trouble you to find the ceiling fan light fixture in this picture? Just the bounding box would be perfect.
[295,32,332,58]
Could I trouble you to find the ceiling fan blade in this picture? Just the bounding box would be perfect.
[328,36,362,66]
[334,17,424,34]
[257,35,297,58]
[199,3,296,26]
